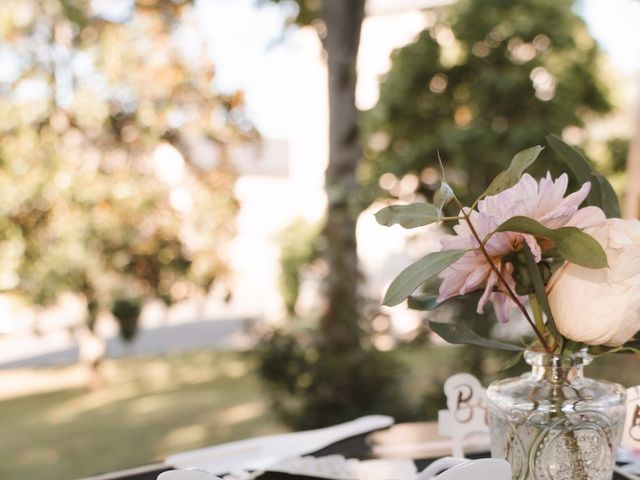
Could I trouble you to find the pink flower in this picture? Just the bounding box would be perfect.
[437,173,605,323]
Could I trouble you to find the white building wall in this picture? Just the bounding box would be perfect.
[220,5,436,323]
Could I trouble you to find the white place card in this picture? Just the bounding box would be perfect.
[437,373,489,458]
[622,385,640,449]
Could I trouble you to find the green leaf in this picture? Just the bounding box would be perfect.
[434,181,454,217]
[429,321,524,351]
[592,173,621,218]
[552,227,608,269]
[374,203,440,229]
[603,345,640,356]
[620,338,640,353]
[407,293,441,311]
[546,134,593,185]
[480,145,543,199]
[495,216,608,269]
[587,345,621,357]
[546,134,620,218]
[521,242,561,344]
[546,134,601,207]
[499,351,524,371]
[382,249,465,306]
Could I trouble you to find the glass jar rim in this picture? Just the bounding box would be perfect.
[523,348,592,367]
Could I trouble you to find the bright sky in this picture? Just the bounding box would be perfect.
[194,0,640,138]
[195,0,297,138]
[578,0,640,73]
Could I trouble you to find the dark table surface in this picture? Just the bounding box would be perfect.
[82,425,630,480]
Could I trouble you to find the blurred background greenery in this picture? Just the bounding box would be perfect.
[0,0,639,478]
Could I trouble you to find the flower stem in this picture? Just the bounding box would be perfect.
[529,294,546,338]
[452,198,553,353]
[551,375,589,480]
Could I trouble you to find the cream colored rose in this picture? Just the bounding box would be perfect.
[547,218,640,346]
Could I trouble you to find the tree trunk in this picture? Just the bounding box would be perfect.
[320,0,366,351]
[624,103,640,219]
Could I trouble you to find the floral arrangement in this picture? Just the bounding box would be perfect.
[375,134,640,357]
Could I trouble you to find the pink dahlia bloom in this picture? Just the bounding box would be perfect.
[437,173,605,323]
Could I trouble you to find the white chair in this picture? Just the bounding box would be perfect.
[417,457,511,480]
[159,457,511,480]
[158,471,222,480]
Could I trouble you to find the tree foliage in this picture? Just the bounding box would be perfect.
[275,218,322,315]
[0,0,252,334]
[362,0,612,205]
[255,328,409,429]
[256,0,321,27]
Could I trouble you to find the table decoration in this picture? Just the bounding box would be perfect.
[166,416,393,475]
[623,386,640,448]
[376,134,640,480]
[437,373,488,458]
[416,457,511,479]
[261,455,418,480]
[158,472,222,480]
[367,419,489,459]
[161,455,512,480]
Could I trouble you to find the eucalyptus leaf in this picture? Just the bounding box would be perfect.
[587,345,620,357]
[429,321,524,351]
[627,347,640,356]
[546,134,620,218]
[479,145,543,199]
[592,173,621,218]
[608,345,640,356]
[499,351,524,371]
[546,134,593,184]
[407,293,441,311]
[552,228,608,268]
[434,181,454,217]
[521,242,561,342]
[382,249,465,306]
[374,203,440,229]
[546,134,602,208]
[621,338,640,351]
[495,216,608,269]
[495,216,553,237]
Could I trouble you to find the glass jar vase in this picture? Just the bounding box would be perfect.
[487,349,627,480]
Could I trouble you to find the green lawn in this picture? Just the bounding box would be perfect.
[0,350,287,480]
[1,346,638,479]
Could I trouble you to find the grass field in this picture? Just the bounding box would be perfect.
[0,350,287,479]
[0,346,638,479]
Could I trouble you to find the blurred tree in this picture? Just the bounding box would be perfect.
[362,0,611,206]
[262,0,365,344]
[262,0,365,350]
[320,0,366,351]
[0,1,251,352]
[275,218,322,316]
[254,0,411,429]
[260,0,321,26]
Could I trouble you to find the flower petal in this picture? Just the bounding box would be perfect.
[523,234,542,262]
[476,271,498,314]
[490,292,511,323]
[564,206,606,229]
